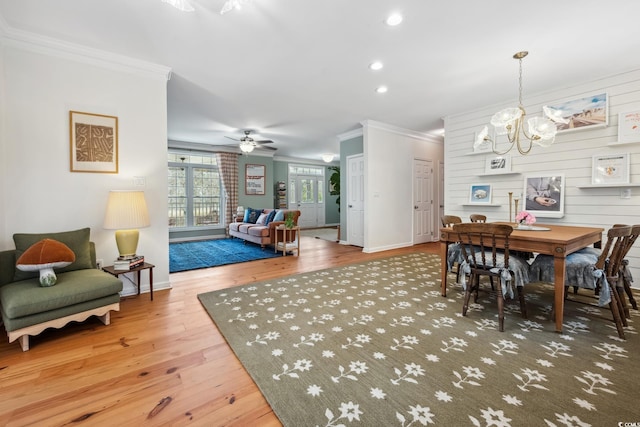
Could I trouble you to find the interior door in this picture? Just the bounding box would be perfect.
[413,159,433,244]
[289,176,322,228]
[347,155,364,247]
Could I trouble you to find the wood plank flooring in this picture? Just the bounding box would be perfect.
[0,237,439,426]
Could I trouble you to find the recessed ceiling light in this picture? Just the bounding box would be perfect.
[369,61,384,71]
[375,86,388,94]
[385,13,403,26]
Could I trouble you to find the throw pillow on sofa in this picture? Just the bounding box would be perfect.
[264,210,277,226]
[13,227,92,281]
[273,210,285,222]
[256,213,269,225]
[247,208,262,224]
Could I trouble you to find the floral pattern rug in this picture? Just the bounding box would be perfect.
[198,253,639,426]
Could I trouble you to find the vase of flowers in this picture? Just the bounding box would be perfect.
[515,210,536,230]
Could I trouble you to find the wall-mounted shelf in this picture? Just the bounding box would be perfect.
[476,171,520,177]
[465,151,491,156]
[460,203,502,207]
[576,183,640,188]
[607,141,640,146]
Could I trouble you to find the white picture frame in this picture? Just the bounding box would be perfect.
[617,111,640,144]
[469,184,492,204]
[484,155,511,174]
[592,153,630,185]
[546,93,608,133]
[523,174,565,218]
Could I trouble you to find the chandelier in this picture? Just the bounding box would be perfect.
[474,51,567,155]
[220,0,253,15]
[161,0,194,12]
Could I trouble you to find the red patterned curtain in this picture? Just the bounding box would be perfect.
[217,152,239,231]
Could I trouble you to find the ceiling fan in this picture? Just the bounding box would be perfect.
[225,130,276,153]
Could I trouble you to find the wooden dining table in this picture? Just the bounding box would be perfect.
[440,223,604,333]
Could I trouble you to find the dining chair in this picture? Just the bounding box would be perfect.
[442,215,463,283]
[617,224,640,317]
[469,214,487,223]
[453,223,530,331]
[530,225,633,339]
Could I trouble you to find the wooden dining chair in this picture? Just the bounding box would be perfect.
[616,224,640,318]
[453,223,529,331]
[469,214,487,223]
[442,215,463,283]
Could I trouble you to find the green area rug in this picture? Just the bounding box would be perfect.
[198,253,639,426]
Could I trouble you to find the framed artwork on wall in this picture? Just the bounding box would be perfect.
[592,153,630,185]
[484,155,511,174]
[245,164,265,195]
[617,111,640,144]
[545,93,608,133]
[69,111,118,173]
[523,174,565,218]
[469,183,492,204]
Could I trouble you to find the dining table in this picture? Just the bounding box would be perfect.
[439,223,604,333]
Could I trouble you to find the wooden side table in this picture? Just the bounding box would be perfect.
[274,225,300,256]
[103,262,155,301]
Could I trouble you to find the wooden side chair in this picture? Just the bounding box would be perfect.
[453,223,529,331]
[442,215,463,283]
[618,224,640,317]
[469,214,487,223]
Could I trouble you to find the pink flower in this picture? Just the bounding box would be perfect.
[515,211,536,225]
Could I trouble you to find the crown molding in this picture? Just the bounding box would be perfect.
[361,119,443,144]
[0,22,171,81]
[337,127,363,141]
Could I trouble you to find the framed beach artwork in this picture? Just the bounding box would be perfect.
[617,111,640,144]
[523,174,565,218]
[592,153,630,185]
[69,111,118,173]
[484,154,511,174]
[545,93,608,133]
[469,183,492,204]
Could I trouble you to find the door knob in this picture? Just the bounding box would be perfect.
[414,206,418,209]
[348,205,353,208]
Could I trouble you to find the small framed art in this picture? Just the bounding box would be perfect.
[523,174,565,218]
[469,184,492,204]
[592,153,630,185]
[69,111,118,173]
[546,93,608,133]
[617,111,640,144]
[484,155,511,174]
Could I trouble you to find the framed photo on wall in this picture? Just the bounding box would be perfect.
[545,93,608,133]
[592,153,630,185]
[523,174,565,218]
[484,155,511,174]
[617,111,640,144]
[245,164,265,195]
[69,111,118,173]
[469,183,492,204]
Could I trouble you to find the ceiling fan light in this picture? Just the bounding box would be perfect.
[239,141,255,153]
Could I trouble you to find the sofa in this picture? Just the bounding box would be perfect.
[229,208,301,248]
[0,228,123,351]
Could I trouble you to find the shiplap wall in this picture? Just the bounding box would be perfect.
[444,68,640,286]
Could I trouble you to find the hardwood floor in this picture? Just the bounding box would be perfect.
[0,237,439,426]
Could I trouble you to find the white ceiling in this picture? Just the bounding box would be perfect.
[2,0,640,161]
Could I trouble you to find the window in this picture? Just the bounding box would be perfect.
[168,152,224,229]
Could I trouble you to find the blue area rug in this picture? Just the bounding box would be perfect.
[169,238,280,273]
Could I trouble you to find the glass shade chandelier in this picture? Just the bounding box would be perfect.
[474,51,568,155]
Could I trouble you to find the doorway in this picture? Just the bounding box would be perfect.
[346,154,364,247]
[413,159,434,244]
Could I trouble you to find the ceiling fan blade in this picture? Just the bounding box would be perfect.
[258,145,277,151]
[224,135,240,141]
[256,140,274,144]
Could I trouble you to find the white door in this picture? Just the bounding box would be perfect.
[289,176,324,228]
[413,159,433,244]
[347,155,364,247]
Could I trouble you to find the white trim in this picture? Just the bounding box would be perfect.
[337,127,363,141]
[1,23,171,81]
[361,120,443,144]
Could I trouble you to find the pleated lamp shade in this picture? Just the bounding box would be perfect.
[104,191,150,259]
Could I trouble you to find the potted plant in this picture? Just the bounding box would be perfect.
[284,212,295,229]
[328,166,340,212]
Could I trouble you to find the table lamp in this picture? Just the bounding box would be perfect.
[236,206,245,219]
[103,190,150,260]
